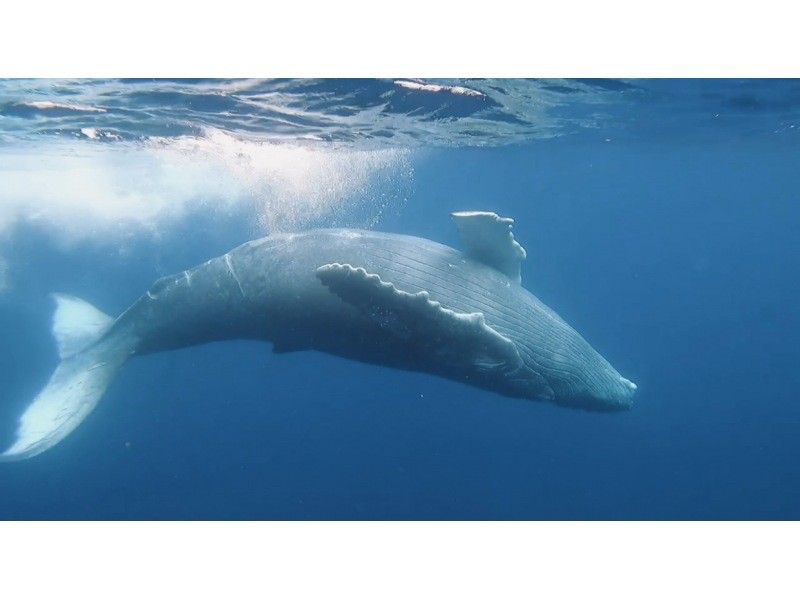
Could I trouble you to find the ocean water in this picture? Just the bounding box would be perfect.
[0,78,798,519]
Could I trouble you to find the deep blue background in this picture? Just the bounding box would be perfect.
[1,84,799,519]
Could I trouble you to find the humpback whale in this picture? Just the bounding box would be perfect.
[0,211,636,461]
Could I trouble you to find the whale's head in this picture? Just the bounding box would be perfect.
[523,336,638,411]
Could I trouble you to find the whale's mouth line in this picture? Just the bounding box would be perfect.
[620,376,638,392]
[610,376,638,411]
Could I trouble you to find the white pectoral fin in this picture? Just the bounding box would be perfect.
[451,211,527,284]
[316,263,522,372]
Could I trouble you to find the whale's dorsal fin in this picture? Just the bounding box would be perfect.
[316,263,522,373]
[451,211,527,284]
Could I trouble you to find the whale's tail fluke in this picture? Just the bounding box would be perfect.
[0,294,134,462]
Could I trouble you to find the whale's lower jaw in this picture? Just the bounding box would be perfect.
[550,374,637,412]
[449,362,636,412]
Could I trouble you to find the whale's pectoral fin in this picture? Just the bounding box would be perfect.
[451,211,527,284]
[316,263,523,374]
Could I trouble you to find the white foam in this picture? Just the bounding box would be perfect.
[394,80,484,97]
[81,127,121,140]
[24,100,106,113]
[0,129,412,246]
[80,127,99,139]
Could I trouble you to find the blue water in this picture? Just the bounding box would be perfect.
[0,79,798,519]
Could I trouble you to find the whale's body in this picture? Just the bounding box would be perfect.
[0,213,636,461]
